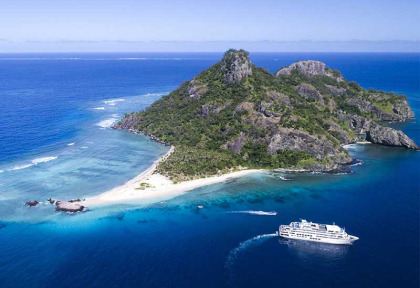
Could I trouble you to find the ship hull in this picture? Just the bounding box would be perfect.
[279,231,359,245]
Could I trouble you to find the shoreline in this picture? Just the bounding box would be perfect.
[83,146,262,207]
[81,141,367,208]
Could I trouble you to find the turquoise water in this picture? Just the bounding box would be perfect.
[0,53,419,287]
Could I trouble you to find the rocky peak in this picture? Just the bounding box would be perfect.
[221,49,252,83]
[276,60,343,81]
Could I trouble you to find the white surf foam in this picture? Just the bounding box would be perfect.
[103,99,125,106]
[67,143,75,146]
[0,170,4,173]
[8,163,35,171]
[31,156,58,165]
[7,156,58,171]
[93,107,105,110]
[342,144,356,150]
[81,146,88,149]
[227,210,277,216]
[279,176,291,181]
[96,118,118,128]
[226,233,277,268]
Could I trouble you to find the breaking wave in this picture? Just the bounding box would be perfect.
[103,99,125,106]
[96,118,118,128]
[227,210,277,216]
[279,176,291,181]
[8,164,34,171]
[349,159,363,167]
[31,156,58,165]
[7,156,58,171]
[93,107,105,110]
[67,143,75,146]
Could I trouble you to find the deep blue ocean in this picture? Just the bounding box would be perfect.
[0,53,419,287]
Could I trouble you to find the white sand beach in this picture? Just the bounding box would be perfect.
[84,146,261,207]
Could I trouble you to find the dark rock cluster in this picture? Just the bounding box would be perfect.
[25,200,39,207]
[55,200,85,213]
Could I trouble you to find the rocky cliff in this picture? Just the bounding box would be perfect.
[115,49,417,180]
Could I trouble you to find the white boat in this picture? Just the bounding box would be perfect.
[279,219,359,245]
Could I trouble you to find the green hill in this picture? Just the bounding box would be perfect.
[115,49,417,181]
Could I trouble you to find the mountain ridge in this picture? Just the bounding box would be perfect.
[115,49,417,181]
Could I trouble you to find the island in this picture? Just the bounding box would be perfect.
[48,49,419,209]
[115,49,417,182]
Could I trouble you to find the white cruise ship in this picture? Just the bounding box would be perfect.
[279,219,359,245]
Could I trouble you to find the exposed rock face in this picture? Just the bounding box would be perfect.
[338,114,373,134]
[366,124,418,149]
[234,102,254,114]
[267,128,352,168]
[55,200,85,213]
[223,132,247,153]
[259,102,281,117]
[393,98,415,119]
[326,85,346,97]
[276,60,343,81]
[113,113,141,130]
[221,49,252,83]
[295,84,323,101]
[201,104,221,118]
[25,200,39,207]
[327,122,357,144]
[345,96,413,122]
[338,114,418,149]
[267,90,291,107]
[188,79,208,99]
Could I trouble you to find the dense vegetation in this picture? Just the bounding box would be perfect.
[117,49,412,181]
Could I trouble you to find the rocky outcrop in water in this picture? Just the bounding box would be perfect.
[25,200,39,207]
[113,113,142,130]
[55,200,85,213]
[366,124,418,149]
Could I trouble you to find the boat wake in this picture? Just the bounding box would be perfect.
[226,210,277,216]
[225,233,278,268]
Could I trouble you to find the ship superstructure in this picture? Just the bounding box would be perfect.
[279,219,359,245]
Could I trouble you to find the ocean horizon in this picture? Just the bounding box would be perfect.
[0,52,419,287]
